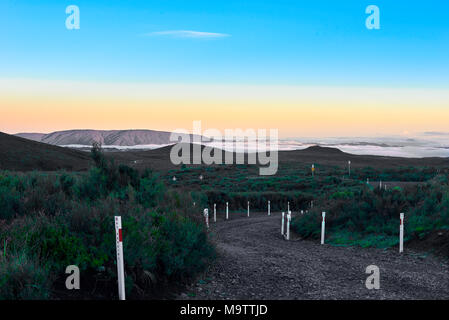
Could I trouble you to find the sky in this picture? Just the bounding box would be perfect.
[1,0,449,138]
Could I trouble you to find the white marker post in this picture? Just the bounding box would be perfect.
[281,212,285,235]
[301,210,304,215]
[268,200,271,216]
[204,208,209,229]
[321,212,326,245]
[286,211,291,240]
[114,216,126,300]
[214,203,217,223]
[399,213,404,253]
[247,201,250,217]
[226,202,229,220]
[348,160,351,177]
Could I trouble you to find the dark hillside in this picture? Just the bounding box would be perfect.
[0,132,91,171]
[109,144,449,172]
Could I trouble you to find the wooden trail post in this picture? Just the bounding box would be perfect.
[321,212,326,245]
[281,212,285,235]
[399,213,404,253]
[115,216,126,300]
[286,211,291,240]
[348,160,351,176]
[204,208,209,229]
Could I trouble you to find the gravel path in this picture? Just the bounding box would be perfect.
[179,212,449,300]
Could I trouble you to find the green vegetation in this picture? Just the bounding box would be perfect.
[0,143,214,299]
[1,141,448,299]
[164,161,449,249]
[291,174,449,248]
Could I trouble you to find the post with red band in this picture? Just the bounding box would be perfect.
[321,212,326,245]
[115,216,126,300]
[399,213,404,253]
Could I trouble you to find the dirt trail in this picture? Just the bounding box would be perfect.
[179,212,449,300]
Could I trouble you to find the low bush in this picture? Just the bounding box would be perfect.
[0,145,214,299]
[292,175,449,248]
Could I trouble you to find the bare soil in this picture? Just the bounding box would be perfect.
[178,212,449,300]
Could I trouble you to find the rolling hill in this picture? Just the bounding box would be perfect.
[0,132,91,171]
[108,144,449,172]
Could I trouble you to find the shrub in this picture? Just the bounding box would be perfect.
[292,177,449,248]
[0,147,215,299]
[0,252,53,300]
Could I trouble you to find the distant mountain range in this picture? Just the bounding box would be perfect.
[13,130,449,158]
[15,129,204,147]
[3,130,448,172]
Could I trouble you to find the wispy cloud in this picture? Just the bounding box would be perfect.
[145,30,230,39]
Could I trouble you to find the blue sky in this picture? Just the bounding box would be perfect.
[1,0,448,87]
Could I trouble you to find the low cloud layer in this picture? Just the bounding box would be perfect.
[423,131,449,136]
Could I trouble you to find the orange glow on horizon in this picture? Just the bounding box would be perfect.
[1,79,449,138]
